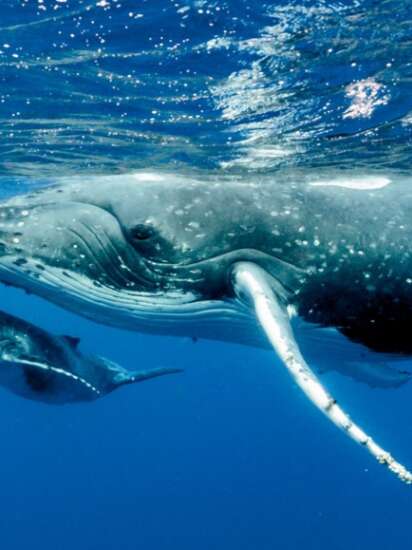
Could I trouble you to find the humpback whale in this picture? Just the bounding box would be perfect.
[0,170,411,480]
[0,309,180,404]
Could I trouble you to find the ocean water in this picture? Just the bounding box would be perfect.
[0,1,412,549]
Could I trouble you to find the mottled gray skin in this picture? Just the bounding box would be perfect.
[0,309,180,404]
[0,172,411,356]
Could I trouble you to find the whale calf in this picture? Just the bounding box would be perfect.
[0,170,411,480]
[0,309,180,404]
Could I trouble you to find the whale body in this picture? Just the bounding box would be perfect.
[0,170,411,480]
[0,172,410,384]
[0,309,180,404]
[0,172,409,347]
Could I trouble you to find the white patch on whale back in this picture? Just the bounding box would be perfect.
[132,172,166,182]
[308,175,391,190]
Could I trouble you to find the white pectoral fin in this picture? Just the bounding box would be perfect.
[232,261,412,484]
[113,366,183,386]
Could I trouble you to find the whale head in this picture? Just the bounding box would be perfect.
[0,173,277,334]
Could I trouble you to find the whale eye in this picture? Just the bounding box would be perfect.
[130,224,155,242]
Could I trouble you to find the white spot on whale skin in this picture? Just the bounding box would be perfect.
[309,176,391,190]
[188,221,200,229]
[132,172,165,182]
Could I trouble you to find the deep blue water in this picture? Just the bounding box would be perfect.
[0,1,412,549]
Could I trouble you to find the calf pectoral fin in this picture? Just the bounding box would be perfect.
[112,366,183,387]
[232,261,412,484]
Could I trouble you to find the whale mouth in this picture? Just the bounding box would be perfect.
[0,199,163,293]
[0,192,270,342]
[0,357,101,404]
[0,191,304,333]
[0,253,257,348]
[0,197,226,323]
